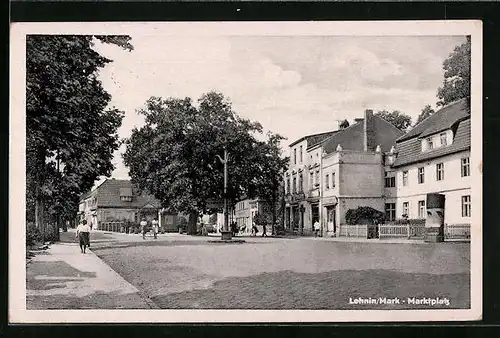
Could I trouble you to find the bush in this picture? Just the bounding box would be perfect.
[345,206,385,225]
[26,223,42,246]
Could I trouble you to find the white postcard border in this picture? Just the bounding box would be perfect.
[9,20,483,323]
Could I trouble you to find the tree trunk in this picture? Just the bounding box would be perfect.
[34,147,47,239]
[187,211,198,235]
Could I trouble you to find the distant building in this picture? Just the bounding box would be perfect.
[234,198,273,234]
[78,178,163,230]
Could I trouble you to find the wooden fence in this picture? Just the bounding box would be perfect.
[99,221,126,233]
[379,223,425,240]
[338,224,368,238]
[444,223,471,240]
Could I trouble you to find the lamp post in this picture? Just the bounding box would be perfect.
[216,146,232,240]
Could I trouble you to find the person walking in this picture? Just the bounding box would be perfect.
[75,220,91,254]
[313,219,320,237]
[140,218,148,239]
[152,218,159,239]
[261,223,268,237]
[251,222,258,237]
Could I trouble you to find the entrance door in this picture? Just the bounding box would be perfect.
[311,204,319,224]
[327,207,336,234]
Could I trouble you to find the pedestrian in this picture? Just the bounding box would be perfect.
[251,223,258,237]
[152,218,159,239]
[261,223,268,237]
[75,219,91,254]
[140,218,148,239]
[313,219,320,237]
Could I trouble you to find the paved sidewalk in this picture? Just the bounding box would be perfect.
[26,235,156,309]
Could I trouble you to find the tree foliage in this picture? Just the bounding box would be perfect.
[123,91,288,235]
[345,206,385,225]
[339,119,350,129]
[375,110,412,131]
[253,212,271,226]
[437,36,471,107]
[415,105,436,125]
[26,35,132,237]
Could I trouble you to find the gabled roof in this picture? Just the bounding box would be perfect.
[80,179,161,209]
[321,115,404,154]
[392,117,470,168]
[288,130,338,148]
[397,98,470,142]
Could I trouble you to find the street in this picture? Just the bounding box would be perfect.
[27,230,470,310]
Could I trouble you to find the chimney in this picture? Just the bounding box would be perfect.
[364,109,375,152]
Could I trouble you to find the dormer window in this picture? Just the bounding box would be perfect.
[119,187,133,202]
[440,132,447,146]
[427,137,433,150]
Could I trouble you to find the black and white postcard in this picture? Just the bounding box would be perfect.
[10,20,482,323]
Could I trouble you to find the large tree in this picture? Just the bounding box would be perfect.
[437,36,471,107]
[415,105,436,125]
[26,35,132,240]
[123,92,288,235]
[375,110,412,131]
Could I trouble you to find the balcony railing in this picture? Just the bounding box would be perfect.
[307,188,320,199]
[285,192,306,203]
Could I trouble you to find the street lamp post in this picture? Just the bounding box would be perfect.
[217,146,232,240]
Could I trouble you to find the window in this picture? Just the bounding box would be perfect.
[436,163,444,181]
[402,171,408,186]
[300,145,303,163]
[325,174,330,189]
[402,202,409,217]
[315,170,320,186]
[385,203,396,221]
[299,173,303,193]
[384,172,395,188]
[427,137,433,150]
[310,171,314,187]
[332,172,336,188]
[461,157,470,177]
[286,178,290,194]
[418,167,425,184]
[120,196,132,202]
[292,177,297,193]
[418,200,426,218]
[440,132,447,146]
[462,195,471,217]
[294,148,297,164]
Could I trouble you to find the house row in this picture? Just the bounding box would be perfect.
[78,178,179,232]
[282,98,472,237]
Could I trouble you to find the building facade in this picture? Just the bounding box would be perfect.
[284,99,472,237]
[285,109,404,236]
[390,98,471,227]
[78,178,163,230]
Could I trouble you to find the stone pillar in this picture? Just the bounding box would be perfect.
[424,193,445,242]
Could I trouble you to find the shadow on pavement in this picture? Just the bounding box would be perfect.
[27,261,97,291]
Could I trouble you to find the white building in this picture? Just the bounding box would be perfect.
[390,98,471,226]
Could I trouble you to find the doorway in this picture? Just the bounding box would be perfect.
[326,206,336,234]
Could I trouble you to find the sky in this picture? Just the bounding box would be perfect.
[91,34,466,187]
